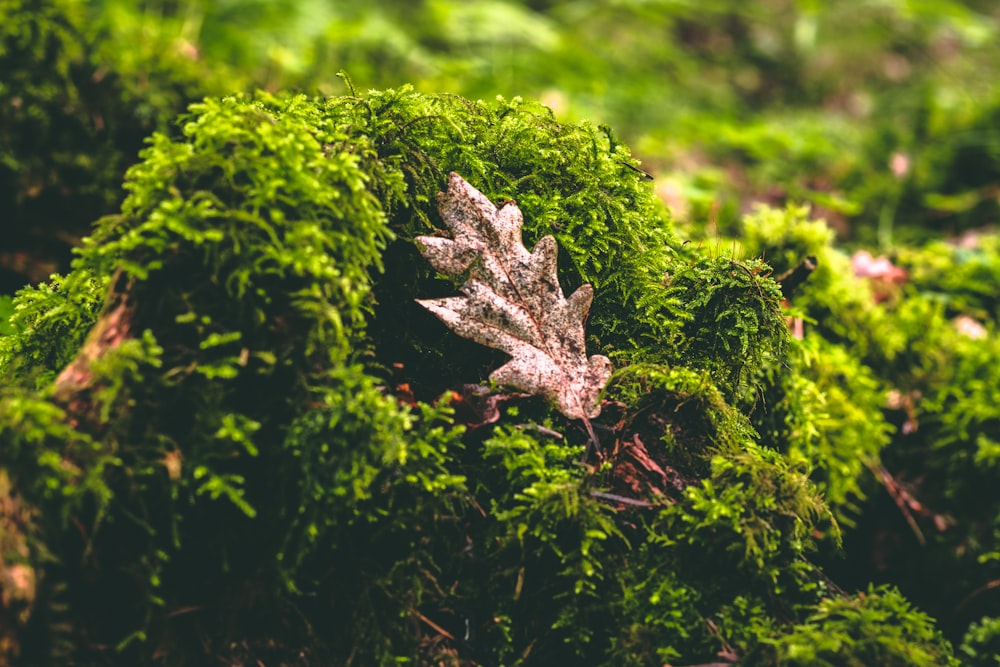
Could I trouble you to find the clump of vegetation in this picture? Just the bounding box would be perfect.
[961,616,1000,667]
[757,586,958,666]
[0,89,945,664]
[0,86,962,665]
[735,199,1000,643]
[6,1,1000,665]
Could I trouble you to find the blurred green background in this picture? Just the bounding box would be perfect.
[4,0,1000,295]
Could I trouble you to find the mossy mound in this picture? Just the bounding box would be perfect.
[0,89,955,665]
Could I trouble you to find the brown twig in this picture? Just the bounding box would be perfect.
[870,462,927,545]
[590,491,658,508]
[413,611,455,641]
[956,578,1000,611]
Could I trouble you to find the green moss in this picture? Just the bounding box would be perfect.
[0,0,99,217]
[740,203,895,359]
[0,87,960,665]
[0,273,107,385]
[732,192,1000,651]
[751,334,893,524]
[0,0,226,291]
[897,234,1000,323]
[0,294,18,335]
[659,254,788,395]
[960,616,1000,667]
[606,363,757,476]
[756,586,958,666]
[311,85,684,390]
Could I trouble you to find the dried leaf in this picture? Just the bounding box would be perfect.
[416,173,612,420]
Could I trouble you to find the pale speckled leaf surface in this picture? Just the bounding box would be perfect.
[415,172,612,420]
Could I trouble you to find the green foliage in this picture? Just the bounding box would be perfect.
[277,378,467,582]
[0,294,14,335]
[7,0,1000,289]
[0,273,107,385]
[898,234,1000,321]
[0,82,966,665]
[0,388,106,514]
[8,0,1000,663]
[600,363,840,665]
[740,203,892,358]
[480,427,625,661]
[752,334,893,523]
[661,254,788,395]
[84,91,393,368]
[0,0,98,212]
[294,85,683,394]
[961,616,1000,667]
[0,89,404,662]
[606,363,758,475]
[726,150,1000,654]
[0,87,676,662]
[653,448,830,600]
[757,586,958,666]
[642,1,1000,244]
[0,0,222,292]
[271,389,470,665]
[858,296,1000,636]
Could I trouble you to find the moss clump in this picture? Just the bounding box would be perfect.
[0,88,956,665]
[756,586,958,666]
[960,615,1000,666]
[733,180,1000,649]
[659,254,788,396]
[750,334,892,524]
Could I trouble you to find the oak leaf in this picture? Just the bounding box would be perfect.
[416,173,612,420]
